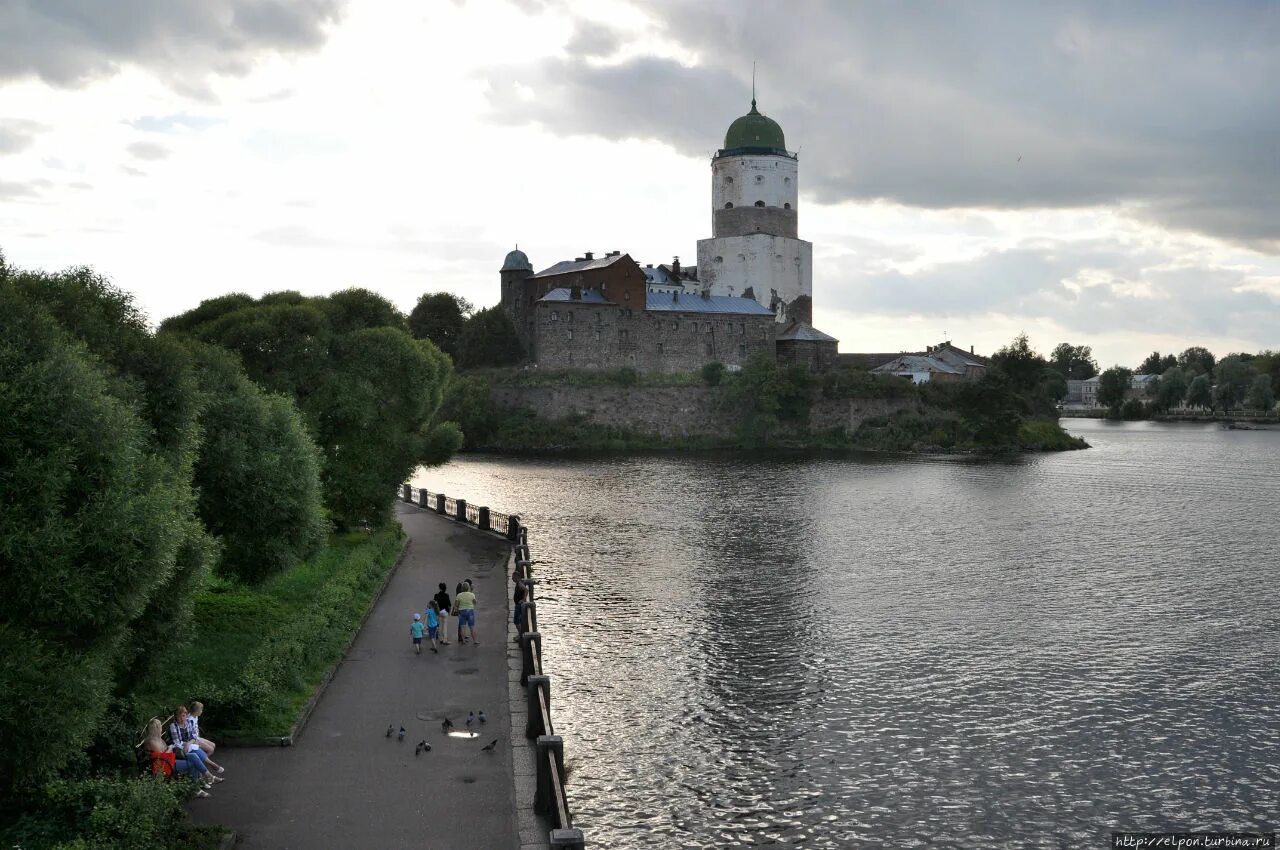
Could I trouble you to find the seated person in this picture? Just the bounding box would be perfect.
[186,701,225,773]
[169,706,223,784]
[145,718,211,798]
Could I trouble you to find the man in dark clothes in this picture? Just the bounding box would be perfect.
[433,582,452,645]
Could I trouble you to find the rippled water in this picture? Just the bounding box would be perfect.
[413,421,1280,848]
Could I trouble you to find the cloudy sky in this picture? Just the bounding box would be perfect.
[1,0,1277,367]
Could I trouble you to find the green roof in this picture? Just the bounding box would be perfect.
[723,100,786,152]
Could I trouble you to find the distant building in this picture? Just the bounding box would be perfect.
[496,93,841,374]
[869,342,989,384]
[1080,376,1100,407]
[1129,373,1158,399]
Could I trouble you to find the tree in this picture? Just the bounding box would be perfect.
[1154,366,1188,411]
[184,342,327,583]
[0,284,210,794]
[166,290,460,524]
[456,306,524,369]
[1213,356,1254,411]
[1186,374,1212,409]
[1137,351,1177,375]
[1050,343,1098,379]
[1246,374,1275,412]
[721,353,814,445]
[1178,346,1216,377]
[700,361,726,386]
[439,374,498,449]
[992,333,1048,393]
[955,370,1022,447]
[408,293,472,361]
[1096,366,1132,415]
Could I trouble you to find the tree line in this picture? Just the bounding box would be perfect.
[0,252,459,837]
[1094,347,1278,417]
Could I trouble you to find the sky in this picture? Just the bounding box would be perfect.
[1,0,1277,368]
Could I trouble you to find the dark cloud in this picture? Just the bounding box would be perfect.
[565,21,621,58]
[0,119,46,154]
[485,1,1280,250]
[127,141,170,161]
[0,0,344,94]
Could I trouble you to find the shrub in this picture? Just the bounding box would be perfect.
[700,361,726,386]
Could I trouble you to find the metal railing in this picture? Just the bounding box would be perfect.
[397,484,583,847]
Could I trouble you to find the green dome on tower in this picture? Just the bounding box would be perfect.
[723,100,786,153]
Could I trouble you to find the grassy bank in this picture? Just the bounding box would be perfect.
[133,526,405,738]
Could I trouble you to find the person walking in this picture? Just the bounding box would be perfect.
[425,601,441,654]
[455,580,478,645]
[433,583,452,645]
[410,612,425,654]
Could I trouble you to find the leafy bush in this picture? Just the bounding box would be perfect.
[0,777,222,850]
[700,362,725,386]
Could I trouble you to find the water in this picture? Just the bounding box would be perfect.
[412,420,1280,848]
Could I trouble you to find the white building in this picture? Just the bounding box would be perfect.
[696,99,813,325]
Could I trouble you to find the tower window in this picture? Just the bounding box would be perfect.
[784,177,791,185]
[725,176,734,184]
[551,311,559,321]
[784,203,791,209]
[567,329,573,339]
[755,175,763,183]
[705,343,714,355]
[724,202,733,209]
[754,200,765,207]
[739,344,746,357]
[657,342,664,354]
[567,311,573,322]
[714,256,723,264]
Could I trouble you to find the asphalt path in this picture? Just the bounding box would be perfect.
[189,503,518,850]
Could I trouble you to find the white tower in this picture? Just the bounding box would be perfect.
[696,98,813,324]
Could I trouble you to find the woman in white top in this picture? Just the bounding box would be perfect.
[184,702,226,774]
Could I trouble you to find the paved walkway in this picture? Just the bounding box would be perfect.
[190,503,520,850]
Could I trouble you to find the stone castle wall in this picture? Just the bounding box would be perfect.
[490,384,918,439]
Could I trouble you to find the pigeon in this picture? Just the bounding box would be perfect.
[480,739,498,753]
[466,711,475,729]
[441,717,453,733]
[478,710,486,724]
[421,741,431,752]
[385,724,394,738]
[397,726,406,742]
[415,741,424,756]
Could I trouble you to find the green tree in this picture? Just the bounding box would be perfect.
[438,373,498,449]
[1050,342,1098,379]
[1096,366,1133,415]
[1186,374,1212,409]
[408,292,472,361]
[992,333,1048,393]
[721,353,814,445]
[1137,351,1177,375]
[166,291,460,524]
[1178,346,1216,377]
[184,342,327,583]
[1246,374,1275,412]
[1213,355,1254,411]
[457,306,524,369]
[1153,366,1188,411]
[0,287,207,794]
[955,370,1022,447]
[700,361,726,386]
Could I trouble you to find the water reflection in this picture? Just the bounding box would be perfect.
[414,422,1280,848]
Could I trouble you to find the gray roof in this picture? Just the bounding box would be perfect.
[644,291,774,315]
[531,254,627,279]
[872,354,964,375]
[537,288,614,304]
[642,265,681,286]
[501,249,532,272]
[777,321,837,342]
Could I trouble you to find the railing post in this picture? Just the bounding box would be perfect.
[478,506,490,532]
[535,735,564,815]
[526,674,550,739]
[550,828,585,849]
[507,514,522,543]
[435,493,447,515]
[520,630,541,686]
[455,497,467,522]
[402,484,412,502]
[518,597,536,636]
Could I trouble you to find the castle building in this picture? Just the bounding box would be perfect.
[696,99,813,325]
[497,96,837,374]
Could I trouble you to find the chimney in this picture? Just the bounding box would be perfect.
[701,288,710,300]
[970,345,974,354]
[570,285,581,300]
[584,251,594,261]
[646,263,653,268]
[672,291,679,303]
[575,256,584,262]
[672,256,681,274]
[609,250,619,256]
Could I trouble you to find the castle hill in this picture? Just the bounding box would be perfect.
[1,4,1277,849]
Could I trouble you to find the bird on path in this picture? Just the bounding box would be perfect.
[441,717,453,733]
[478,710,486,724]
[415,741,423,756]
[416,740,431,756]
[385,724,394,738]
[481,739,499,753]
[466,711,475,730]
[397,726,406,742]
